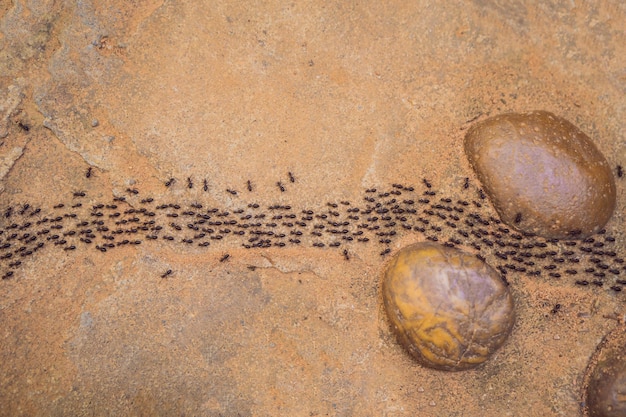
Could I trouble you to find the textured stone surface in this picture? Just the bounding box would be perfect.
[583,325,626,417]
[382,242,515,371]
[1,1,625,416]
[465,111,616,239]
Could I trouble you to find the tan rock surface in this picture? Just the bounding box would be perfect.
[1,1,625,416]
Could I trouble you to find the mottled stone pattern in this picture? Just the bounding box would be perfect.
[382,242,515,371]
[1,0,626,416]
[465,111,616,239]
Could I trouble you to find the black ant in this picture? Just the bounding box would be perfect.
[161,269,173,278]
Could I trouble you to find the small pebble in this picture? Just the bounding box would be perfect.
[382,242,515,371]
[584,325,626,417]
[465,111,616,239]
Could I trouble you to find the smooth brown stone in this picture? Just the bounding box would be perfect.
[382,242,515,371]
[583,325,626,417]
[464,111,616,239]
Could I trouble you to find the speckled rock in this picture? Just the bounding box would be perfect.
[583,325,626,417]
[464,111,616,239]
[382,242,515,371]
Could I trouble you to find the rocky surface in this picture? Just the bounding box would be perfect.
[1,1,625,416]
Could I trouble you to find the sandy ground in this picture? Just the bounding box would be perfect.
[1,1,625,416]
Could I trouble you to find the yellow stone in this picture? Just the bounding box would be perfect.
[382,242,515,371]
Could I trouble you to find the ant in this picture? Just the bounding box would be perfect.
[161,269,173,279]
